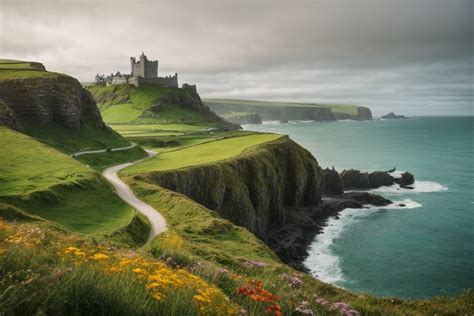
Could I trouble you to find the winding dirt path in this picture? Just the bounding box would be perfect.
[102,150,167,243]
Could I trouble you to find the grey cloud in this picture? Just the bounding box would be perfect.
[0,0,472,115]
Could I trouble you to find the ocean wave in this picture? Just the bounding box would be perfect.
[369,180,448,194]
[261,120,281,125]
[304,199,422,284]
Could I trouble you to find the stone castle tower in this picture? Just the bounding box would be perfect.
[130,51,158,78]
[103,52,178,88]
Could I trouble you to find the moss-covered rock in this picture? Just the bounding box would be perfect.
[0,75,103,129]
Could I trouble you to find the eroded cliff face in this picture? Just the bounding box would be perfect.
[132,136,323,240]
[0,75,104,130]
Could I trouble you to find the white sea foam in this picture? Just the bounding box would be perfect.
[379,199,423,209]
[261,120,281,125]
[304,199,422,284]
[369,180,448,194]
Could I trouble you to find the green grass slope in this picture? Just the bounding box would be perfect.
[23,120,131,155]
[0,127,134,234]
[0,59,59,80]
[88,84,237,135]
[121,133,281,174]
[205,98,359,116]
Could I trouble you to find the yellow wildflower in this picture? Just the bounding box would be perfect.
[133,268,148,275]
[64,246,81,254]
[89,253,109,261]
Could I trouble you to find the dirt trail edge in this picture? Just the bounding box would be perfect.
[102,150,167,243]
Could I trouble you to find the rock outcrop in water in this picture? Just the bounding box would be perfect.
[337,169,415,190]
[381,112,408,119]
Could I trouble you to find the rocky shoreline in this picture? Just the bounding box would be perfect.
[267,168,415,271]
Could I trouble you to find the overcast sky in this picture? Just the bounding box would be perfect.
[1,0,472,116]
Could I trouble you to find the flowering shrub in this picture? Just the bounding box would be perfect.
[241,260,269,269]
[236,280,282,315]
[314,294,360,316]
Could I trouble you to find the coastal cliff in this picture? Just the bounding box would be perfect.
[204,99,373,121]
[0,61,130,152]
[130,136,323,240]
[0,74,103,130]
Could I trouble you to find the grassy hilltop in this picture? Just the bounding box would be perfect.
[88,84,237,128]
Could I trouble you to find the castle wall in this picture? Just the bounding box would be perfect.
[144,60,158,78]
[135,75,178,88]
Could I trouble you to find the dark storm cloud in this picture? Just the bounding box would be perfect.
[0,0,472,115]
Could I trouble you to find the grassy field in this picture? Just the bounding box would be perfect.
[0,127,134,234]
[0,59,37,69]
[24,120,130,154]
[204,99,360,116]
[110,123,207,137]
[89,85,221,126]
[121,133,281,174]
[75,146,148,171]
[0,59,61,80]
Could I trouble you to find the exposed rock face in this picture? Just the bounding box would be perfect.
[333,106,373,120]
[340,169,395,189]
[0,75,104,129]
[356,106,373,120]
[322,167,344,196]
[226,113,262,125]
[133,136,323,240]
[382,112,408,119]
[0,99,22,131]
[395,172,415,188]
[339,169,415,190]
[266,192,392,269]
[341,192,392,206]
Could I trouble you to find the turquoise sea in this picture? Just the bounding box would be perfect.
[244,117,473,299]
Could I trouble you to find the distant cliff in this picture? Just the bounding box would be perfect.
[223,113,263,125]
[204,99,373,121]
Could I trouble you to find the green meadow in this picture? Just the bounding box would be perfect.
[89,84,220,126]
[0,59,63,80]
[121,133,281,174]
[0,127,134,234]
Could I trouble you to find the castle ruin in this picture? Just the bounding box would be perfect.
[101,52,178,88]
